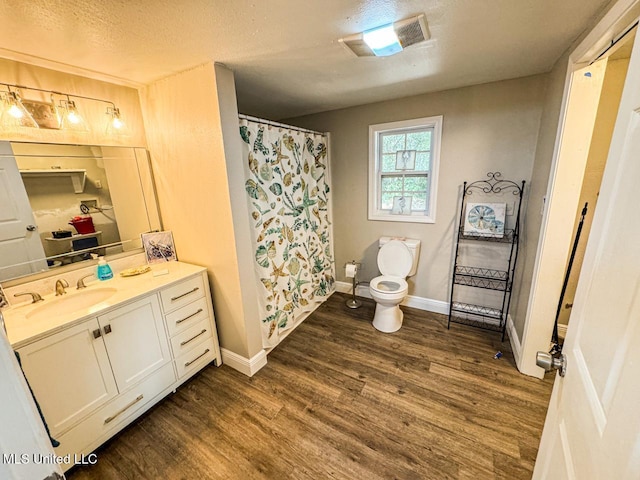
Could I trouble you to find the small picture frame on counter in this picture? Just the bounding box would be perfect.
[141,230,177,264]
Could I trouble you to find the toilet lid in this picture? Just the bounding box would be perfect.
[377,240,413,277]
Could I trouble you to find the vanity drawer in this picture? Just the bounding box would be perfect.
[170,316,212,357]
[175,337,217,379]
[160,275,205,313]
[54,363,175,461]
[165,297,209,336]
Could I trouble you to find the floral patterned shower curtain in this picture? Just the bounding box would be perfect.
[240,119,335,348]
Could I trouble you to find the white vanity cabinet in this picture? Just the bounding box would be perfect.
[17,295,173,441]
[161,275,218,380]
[97,295,171,392]
[8,264,221,471]
[16,318,119,437]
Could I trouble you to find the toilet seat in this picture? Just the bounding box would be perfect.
[370,275,408,294]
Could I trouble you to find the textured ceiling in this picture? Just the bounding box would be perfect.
[0,0,612,119]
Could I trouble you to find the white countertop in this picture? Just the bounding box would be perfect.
[4,261,207,348]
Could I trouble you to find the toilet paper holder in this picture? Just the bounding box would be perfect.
[345,260,362,309]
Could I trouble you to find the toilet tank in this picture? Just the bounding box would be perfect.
[378,236,421,277]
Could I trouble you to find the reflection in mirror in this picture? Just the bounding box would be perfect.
[0,141,161,283]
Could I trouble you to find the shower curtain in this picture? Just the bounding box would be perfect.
[239,119,335,348]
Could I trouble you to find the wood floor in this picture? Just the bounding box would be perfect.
[67,293,554,480]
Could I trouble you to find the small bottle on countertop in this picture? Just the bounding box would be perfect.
[96,257,113,281]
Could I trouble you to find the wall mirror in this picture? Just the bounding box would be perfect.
[0,141,161,283]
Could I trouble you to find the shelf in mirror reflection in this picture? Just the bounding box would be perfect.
[19,168,87,193]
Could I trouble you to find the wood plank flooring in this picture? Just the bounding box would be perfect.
[67,293,554,480]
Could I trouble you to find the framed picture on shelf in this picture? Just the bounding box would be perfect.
[141,231,177,264]
[463,202,506,237]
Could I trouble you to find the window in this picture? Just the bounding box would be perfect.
[368,116,442,223]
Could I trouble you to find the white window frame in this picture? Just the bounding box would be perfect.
[368,115,442,223]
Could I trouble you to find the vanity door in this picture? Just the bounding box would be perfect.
[97,294,172,392]
[17,318,118,437]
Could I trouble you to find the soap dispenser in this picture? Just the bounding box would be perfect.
[96,256,114,281]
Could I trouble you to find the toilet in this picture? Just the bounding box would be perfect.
[369,237,421,333]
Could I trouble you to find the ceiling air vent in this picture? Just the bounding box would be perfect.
[340,14,430,57]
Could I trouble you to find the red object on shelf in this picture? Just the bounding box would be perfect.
[69,216,95,234]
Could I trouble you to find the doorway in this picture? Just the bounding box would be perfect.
[555,32,634,340]
[518,5,640,378]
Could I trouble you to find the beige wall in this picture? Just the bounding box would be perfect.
[285,75,546,306]
[212,63,263,357]
[0,58,146,147]
[510,53,570,340]
[140,62,261,359]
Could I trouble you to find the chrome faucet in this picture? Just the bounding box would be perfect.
[55,279,69,296]
[13,292,44,304]
[76,274,95,290]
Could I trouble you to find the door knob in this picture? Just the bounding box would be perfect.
[536,351,567,377]
[26,225,37,231]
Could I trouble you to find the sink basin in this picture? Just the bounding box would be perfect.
[26,288,118,321]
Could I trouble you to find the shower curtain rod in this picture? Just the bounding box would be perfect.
[238,113,325,136]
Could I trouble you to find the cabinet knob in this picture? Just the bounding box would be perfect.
[93,329,102,339]
[103,324,112,335]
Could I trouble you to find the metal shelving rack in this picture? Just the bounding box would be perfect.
[447,172,525,341]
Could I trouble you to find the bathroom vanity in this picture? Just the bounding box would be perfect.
[3,261,221,471]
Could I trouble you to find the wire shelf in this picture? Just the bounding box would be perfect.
[454,266,511,291]
[448,173,525,341]
[448,314,503,332]
[458,227,515,243]
[449,302,504,332]
[451,301,502,319]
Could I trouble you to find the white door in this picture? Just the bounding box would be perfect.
[533,27,640,479]
[0,146,47,281]
[98,295,171,391]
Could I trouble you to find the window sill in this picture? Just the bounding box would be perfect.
[368,213,435,224]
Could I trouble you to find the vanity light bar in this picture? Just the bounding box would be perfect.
[0,82,125,133]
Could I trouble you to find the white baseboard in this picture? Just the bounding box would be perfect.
[403,295,449,315]
[506,314,522,367]
[335,281,354,294]
[221,348,267,377]
[334,281,449,315]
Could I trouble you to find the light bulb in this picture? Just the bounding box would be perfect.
[109,107,124,130]
[8,103,24,118]
[67,111,80,124]
[362,24,403,56]
[65,100,81,124]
